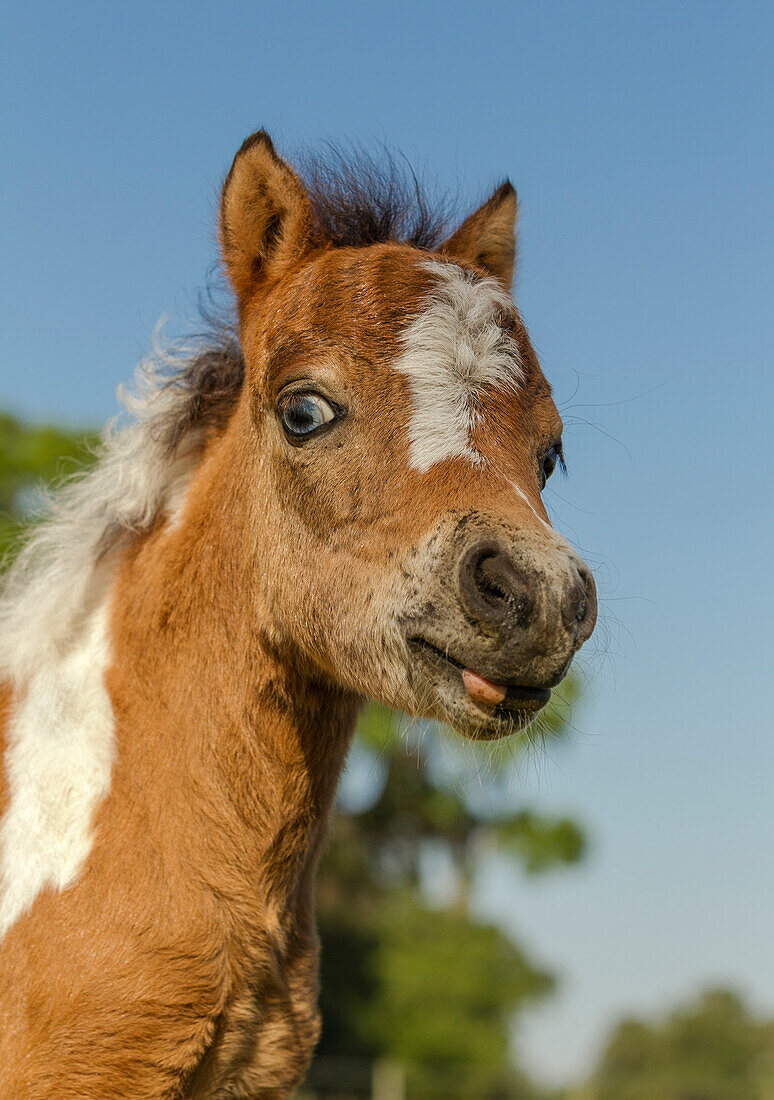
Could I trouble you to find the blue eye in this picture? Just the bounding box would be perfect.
[540,442,565,489]
[279,392,337,439]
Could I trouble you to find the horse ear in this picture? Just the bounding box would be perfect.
[220,130,314,302]
[440,182,518,290]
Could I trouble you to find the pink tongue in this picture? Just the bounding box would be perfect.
[462,669,507,706]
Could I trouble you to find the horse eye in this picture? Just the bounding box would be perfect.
[540,443,564,489]
[278,392,337,439]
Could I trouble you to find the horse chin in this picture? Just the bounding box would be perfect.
[436,688,548,742]
[404,636,551,741]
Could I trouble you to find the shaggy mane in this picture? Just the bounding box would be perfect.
[0,329,244,680]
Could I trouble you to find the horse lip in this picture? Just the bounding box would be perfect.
[501,683,551,706]
[406,636,552,705]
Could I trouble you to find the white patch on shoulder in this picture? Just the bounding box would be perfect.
[0,602,114,937]
[0,328,210,939]
[0,599,115,938]
[394,260,524,472]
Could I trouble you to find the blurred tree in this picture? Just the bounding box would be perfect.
[0,412,97,561]
[588,988,774,1100]
[313,698,586,1096]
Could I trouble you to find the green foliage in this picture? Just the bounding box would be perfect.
[588,989,774,1100]
[367,897,552,1066]
[497,811,584,875]
[0,412,97,563]
[315,703,588,1088]
[341,694,585,881]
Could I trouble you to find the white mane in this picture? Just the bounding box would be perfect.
[0,342,216,686]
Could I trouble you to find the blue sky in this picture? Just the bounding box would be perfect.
[3,0,773,1085]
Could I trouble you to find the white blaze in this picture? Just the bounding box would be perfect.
[394,260,524,472]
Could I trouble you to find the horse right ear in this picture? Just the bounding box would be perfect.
[220,130,315,303]
[440,182,518,290]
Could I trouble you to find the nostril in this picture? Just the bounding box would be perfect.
[458,541,534,631]
[572,563,598,644]
[474,554,510,603]
[561,575,587,630]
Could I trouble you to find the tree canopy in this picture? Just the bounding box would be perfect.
[311,697,585,1097]
[586,988,774,1100]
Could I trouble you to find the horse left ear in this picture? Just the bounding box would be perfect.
[220,130,315,304]
[440,182,518,290]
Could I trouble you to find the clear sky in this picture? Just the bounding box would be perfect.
[3,0,773,1086]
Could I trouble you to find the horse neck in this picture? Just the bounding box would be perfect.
[105,425,360,918]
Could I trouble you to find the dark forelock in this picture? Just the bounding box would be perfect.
[300,144,452,251]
